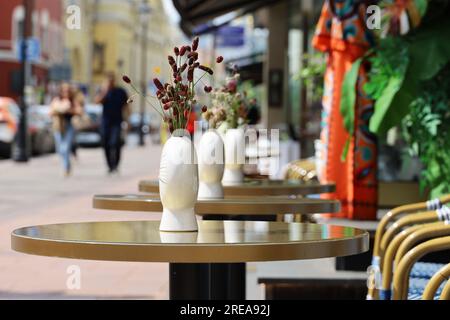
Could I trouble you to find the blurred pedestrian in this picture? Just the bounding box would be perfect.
[70,87,88,160]
[95,72,130,174]
[50,83,82,177]
[246,98,260,125]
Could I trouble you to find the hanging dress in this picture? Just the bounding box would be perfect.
[312,0,378,220]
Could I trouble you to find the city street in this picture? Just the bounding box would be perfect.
[0,136,168,299]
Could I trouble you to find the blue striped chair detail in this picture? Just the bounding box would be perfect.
[410,262,446,279]
[407,277,446,300]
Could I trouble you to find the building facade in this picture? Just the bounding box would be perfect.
[64,0,184,104]
[0,0,64,101]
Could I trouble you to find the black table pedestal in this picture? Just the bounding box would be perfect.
[176,214,275,300]
[169,263,246,300]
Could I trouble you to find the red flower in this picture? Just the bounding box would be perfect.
[227,79,237,93]
[216,56,223,63]
[187,68,194,82]
[168,55,176,65]
[153,78,164,90]
[192,37,199,51]
[122,75,131,83]
[199,65,213,75]
[204,86,212,93]
[201,105,208,113]
[187,51,198,60]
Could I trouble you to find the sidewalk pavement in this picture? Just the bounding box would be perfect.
[0,137,168,299]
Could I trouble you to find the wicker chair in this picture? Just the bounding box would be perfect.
[379,222,450,300]
[367,195,450,299]
[284,158,318,182]
[421,263,450,300]
[392,236,450,299]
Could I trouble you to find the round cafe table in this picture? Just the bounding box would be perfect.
[139,179,335,197]
[11,220,368,300]
[92,195,341,298]
[92,194,340,216]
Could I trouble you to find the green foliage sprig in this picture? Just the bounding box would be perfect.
[339,2,450,196]
[294,53,326,102]
[402,65,450,198]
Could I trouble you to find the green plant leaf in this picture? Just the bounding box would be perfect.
[340,58,363,160]
[369,73,411,134]
[414,0,428,17]
[340,58,362,136]
[408,20,450,81]
[368,14,450,135]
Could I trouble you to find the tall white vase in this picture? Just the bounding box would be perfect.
[198,130,225,199]
[159,136,198,232]
[222,128,245,183]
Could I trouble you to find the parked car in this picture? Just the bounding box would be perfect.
[76,104,102,147]
[28,105,55,155]
[0,99,56,158]
[129,113,151,135]
[0,97,20,158]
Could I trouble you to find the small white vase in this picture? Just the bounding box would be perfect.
[222,128,245,183]
[198,130,225,199]
[159,136,198,232]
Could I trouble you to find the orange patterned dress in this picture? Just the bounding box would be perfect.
[313,0,378,220]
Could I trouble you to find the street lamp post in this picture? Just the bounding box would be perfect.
[138,0,151,147]
[13,0,33,162]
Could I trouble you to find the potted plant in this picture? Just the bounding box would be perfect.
[340,1,450,198]
[203,71,252,183]
[123,36,222,231]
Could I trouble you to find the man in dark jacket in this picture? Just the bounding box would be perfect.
[95,72,130,173]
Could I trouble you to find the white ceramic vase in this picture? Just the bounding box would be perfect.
[159,136,199,232]
[222,128,245,183]
[198,130,225,199]
[224,221,244,243]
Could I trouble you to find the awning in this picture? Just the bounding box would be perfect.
[173,0,283,35]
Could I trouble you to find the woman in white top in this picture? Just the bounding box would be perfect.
[50,83,82,176]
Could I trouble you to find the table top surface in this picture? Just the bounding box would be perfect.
[92,194,340,215]
[139,179,335,196]
[11,221,368,263]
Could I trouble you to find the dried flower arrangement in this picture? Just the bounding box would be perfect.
[203,69,253,129]
[122,36,223,133]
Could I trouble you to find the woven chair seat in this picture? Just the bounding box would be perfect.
[407,277,445,300]
[410,262,446,279]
